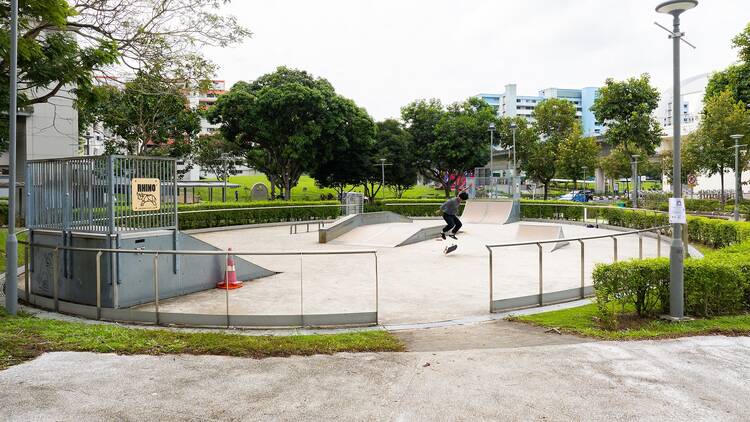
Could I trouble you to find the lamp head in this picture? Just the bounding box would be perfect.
[509,122,518,130]
[656,0,698,16]
[730,134,744,140]
[488,122,496,131]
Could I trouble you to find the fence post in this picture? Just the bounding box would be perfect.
[153,253,159,325]
[96,251,102,320]
[299,252,304,328]
[374,253,379,323]
[612,237,618,262]
[657,230,662,258]
[24,243,29,302]
[638,235,643,259]
[488,248,494,312]
[537,243,543,306]
[53,247,59,312]
[578,240,585,298]
[224,252,230,328]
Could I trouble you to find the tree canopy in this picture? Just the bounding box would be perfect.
[0,0,250,151]
[402,97,496,197]
[556,125,601,189]
[705,22,750,105]
[209,67,375,200]
[591,74,662,156]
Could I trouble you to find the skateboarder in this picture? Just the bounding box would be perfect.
[439,191,469,240]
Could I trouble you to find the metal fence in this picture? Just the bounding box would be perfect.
[26,156,178,234]
[485,225,671,313]
[18,240,379,328]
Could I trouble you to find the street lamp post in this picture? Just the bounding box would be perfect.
[582,166,588,191]
[5,0,19,315]
[510,122,518,200]
[631,155,640,208]
[657,0,698,319]
[730,134,745,222]
[373,159,392,201]
[488,123,495,197]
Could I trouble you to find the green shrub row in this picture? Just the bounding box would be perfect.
[177,201,341,230]
[593,242,750,323]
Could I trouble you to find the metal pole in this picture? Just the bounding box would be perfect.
[5,0,19,315]
[578,240,585,298]
[96,251,102,320]
[669,11,685,319]
[489,129,494,196]
[374,253,379,322]
[613,237,618,262]
[153,254,159,325]
[537,243,543,306]
[381,159,386,201]
[488,248,494,312]
[730,134,744,222]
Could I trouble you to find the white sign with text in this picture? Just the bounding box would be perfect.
[669,197,686,224]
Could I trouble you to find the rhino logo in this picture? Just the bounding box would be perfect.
[137,192,158,207]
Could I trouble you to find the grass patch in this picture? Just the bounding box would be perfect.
[0,230,27,272]
[514,303,750,340]
[0,309,404,370]
[194,174,447,202]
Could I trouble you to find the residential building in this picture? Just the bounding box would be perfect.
[0,86,79,197]
[477,84,604,137]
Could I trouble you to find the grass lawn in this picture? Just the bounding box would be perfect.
[193,174,450,202]
[0,230,27,273]
[0,308,404,370]
[514,303,750,340]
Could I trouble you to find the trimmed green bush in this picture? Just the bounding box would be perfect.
[177,201,341,230]
[593,241,750,322]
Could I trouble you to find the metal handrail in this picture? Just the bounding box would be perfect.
[486,224,670,313]
[17,239,375,256]
[485,225,670,250]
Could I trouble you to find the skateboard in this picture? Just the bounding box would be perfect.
[443,243,458,255]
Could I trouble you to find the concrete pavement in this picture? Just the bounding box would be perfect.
[2,336,749,421]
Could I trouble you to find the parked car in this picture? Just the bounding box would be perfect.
[559,190,591,202]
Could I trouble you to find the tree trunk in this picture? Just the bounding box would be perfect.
[443,183,451,198]
[543,183,549,200]
[720,169,725,205]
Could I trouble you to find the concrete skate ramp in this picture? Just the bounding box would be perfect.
[515,224,570,252]
[330,222,443,248]
[319,211,412,243]
[461,201,514,224]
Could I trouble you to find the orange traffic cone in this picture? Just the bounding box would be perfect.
[216,248,243,290]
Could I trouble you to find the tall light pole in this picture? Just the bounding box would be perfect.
[488,123,495,196]
[657,0,697,320]
[510,122,518,200]
[374,159,392,201]
[730,134,745,221]
[5,0,19,315]
[631,154,640,208]
[582,166,588,191]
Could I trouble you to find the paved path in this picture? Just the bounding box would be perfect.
[2,336,749,421]
[393,319,592,352]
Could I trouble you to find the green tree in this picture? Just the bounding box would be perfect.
[661,134,701,189]
[365,119,417,199]
[689,90,750,203]
[192,132,241,183]
[705,22,750,105]
[520,98,578,199]
[0,0,250,151]
[402,97,495,198]
[591,74,662,156]
[600,146,633,193]
[209,67,375,200]
[556,126,601,189]
[94,68,201,155]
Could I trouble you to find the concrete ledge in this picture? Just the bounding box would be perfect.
[319,212,412,243]
[491,286,595,313]
[19,286,376,328]
[397,225,444,246]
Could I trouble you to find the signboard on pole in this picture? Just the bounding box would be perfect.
[131,178,161,211]
[669,197,686,224]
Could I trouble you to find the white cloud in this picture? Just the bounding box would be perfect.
[207,0,749,120]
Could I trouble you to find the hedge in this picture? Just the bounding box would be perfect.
[177,201,341,230]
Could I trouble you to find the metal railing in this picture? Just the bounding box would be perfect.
[26,156,178,234]
[18,240,379,328]
[486,225,671,313]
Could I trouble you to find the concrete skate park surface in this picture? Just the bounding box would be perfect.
[2,336,749,421]
[133,219,668,325]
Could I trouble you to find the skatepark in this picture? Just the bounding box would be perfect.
[132,201,669,325]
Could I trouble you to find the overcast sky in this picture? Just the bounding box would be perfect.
[207,0,749,121]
